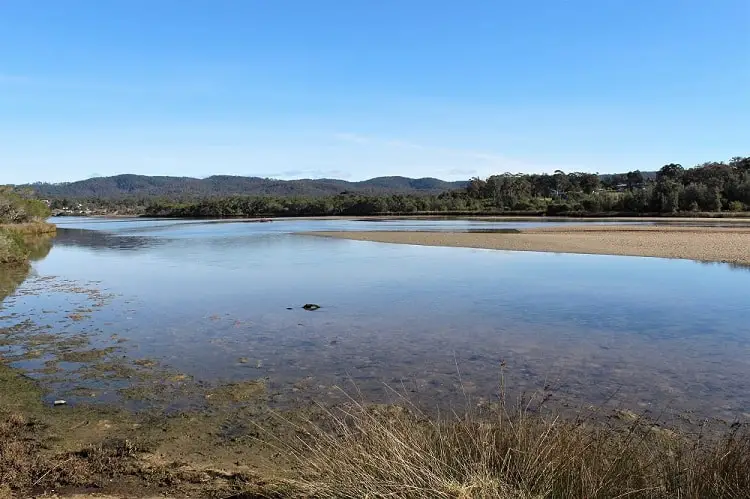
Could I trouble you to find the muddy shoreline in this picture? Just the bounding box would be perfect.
[306,225,750,266]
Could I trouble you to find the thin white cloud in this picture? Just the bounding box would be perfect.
[332,131,558,174]
[442,168,478,176]
[332,132,372,145]
[334,132,450,153]
[256,169,353,179]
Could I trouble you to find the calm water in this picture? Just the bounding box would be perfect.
[2,217,749,420]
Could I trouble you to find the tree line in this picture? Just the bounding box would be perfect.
[143,193,486,218]
[463,157,750,215]
[139,157,749,218]
[37,156,750,218]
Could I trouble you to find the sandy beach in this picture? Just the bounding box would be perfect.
[307,225,750,266]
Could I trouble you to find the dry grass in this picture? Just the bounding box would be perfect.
[0,222,57,236]
[0,413,44,488]
[266,391,750,499]
[2,397,748,498]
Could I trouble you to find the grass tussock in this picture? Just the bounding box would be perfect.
[271,395,750,498]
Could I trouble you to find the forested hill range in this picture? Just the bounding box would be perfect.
[12,156,750,217]
[23,174,468,199]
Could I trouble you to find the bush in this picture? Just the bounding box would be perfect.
[729,201,745,212]
[512,198,546,212]
[0,189,51,224]
[619,188,651,213]
[545,201,581,215]
[580,196,603,213]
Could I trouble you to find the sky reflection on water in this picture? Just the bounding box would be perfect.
[3,218,749,421]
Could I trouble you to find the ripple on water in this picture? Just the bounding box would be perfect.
[1,219,748,427]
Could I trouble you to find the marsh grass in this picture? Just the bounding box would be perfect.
[0,222,57,236]
[263,386,750,498]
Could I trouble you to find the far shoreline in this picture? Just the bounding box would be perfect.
[53,213,750,224]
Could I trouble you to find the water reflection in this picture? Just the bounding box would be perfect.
[696,260,750,273]
[26,235,54,262]
[2,219,749,422]
[0,265,30,302]
[53,228,161,252]
[0,234,53,298]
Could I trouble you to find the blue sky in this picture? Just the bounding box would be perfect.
[1,1,748,184]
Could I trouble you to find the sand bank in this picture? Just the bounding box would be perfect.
[307,225,750,265]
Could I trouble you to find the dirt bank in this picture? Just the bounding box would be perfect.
[306,225,750,265]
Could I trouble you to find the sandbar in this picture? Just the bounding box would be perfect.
[306,225,750,266]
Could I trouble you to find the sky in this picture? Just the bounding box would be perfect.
[1,1,748,184]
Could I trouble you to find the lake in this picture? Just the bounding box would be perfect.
[2,217,749,423]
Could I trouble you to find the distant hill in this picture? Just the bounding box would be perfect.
[24,174,468,200]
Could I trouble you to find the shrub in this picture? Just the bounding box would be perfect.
[512,198,546,212]
[545,201,581,215]
[580,196,603,213]
[729,200,745,212]
[0,189,50,224]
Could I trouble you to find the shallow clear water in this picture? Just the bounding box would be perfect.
[2,217,749,421]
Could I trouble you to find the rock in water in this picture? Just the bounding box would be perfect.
[302,304,321,311]
[53,400,67,406]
